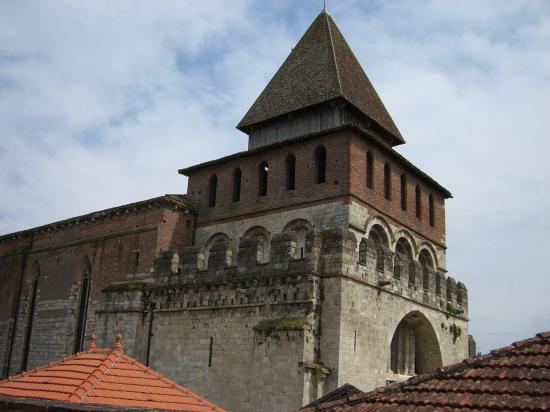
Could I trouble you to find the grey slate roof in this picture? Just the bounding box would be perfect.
[237,10,404,145]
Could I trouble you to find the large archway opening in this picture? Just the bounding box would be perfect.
[390,311,442,376]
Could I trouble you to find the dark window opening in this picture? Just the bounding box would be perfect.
[415,185,422,218]
[286,154,296,190]
[208,175,217,207]
[232,169,241,202]
[429,194,435,227]
[423,269,430,291]
[134,251,140,266]
[186,219,191,229]
[354,330,357,352]
[208,337,213,367]
[366,151,374,189]
[408,261,416,286]
[22,276,39,371]
[358,238,367,264]
[400,174,407,211]
[315,146,326,184]
[384,163,391,200]
[259,162,268,196]
[74,269,91,353]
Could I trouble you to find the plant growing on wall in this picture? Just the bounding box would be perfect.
[450,323,462,343]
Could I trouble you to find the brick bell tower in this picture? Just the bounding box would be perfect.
[97,10,470,412]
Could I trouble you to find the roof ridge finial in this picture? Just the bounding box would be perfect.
[87,332,96,350]
[114,330,123,352]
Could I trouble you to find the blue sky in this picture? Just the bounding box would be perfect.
[1,0,549,355]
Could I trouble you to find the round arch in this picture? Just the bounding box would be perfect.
[365,215,393,245]
[283,219,313,259]
[417,242,439,269]
[393,229,417,256]
[241,225,271,264]
[282,218,313,233]
[389,310,442,376]
[204,232,231,264]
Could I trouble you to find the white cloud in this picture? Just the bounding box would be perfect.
[0,0,549,355]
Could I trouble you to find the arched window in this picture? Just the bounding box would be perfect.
[315,146,326,184]
[408,261,416,286]
[393,256,401,280]
[384,163,391,200]
[415,185,422,218]
[286,154,296,190]
[208,175,217,207]
[358,238,367,264]
[366,151,374,189]
[368,225,388,273]
[232,169,241,202]
[22,263,40,371]
[400,174,407,211]
[259,161,268,197]
[419,250,434,292]
[394,238,412,281]
[429,194,435,227]
[74,265,91,353]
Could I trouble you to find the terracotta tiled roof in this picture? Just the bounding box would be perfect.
[301,331,550,411]
[0,334,226,412]
[237,10,404,146]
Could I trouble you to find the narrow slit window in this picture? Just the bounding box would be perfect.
[208,174,217,207]
[384,163,391,200]
[74,268,91,353]
[400,174,407,211]
[259,162,268,196]
[315,146,326,184]
[286,154,296,190]
[134,251,140,266]
[415,185,422,218]
[208,337,213,367]
[22,275,39,371]
[429,194,435,227]
[232,169,241,202]
[366,151,374,189]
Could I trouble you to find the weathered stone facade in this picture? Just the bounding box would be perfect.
[0,10,471,412]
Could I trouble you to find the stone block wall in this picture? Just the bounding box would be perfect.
[94,212,468,411]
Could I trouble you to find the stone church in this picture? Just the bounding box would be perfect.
[0,11,470,412]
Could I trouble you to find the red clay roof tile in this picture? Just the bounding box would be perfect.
[0,335,226,412]
[301,331,550,411]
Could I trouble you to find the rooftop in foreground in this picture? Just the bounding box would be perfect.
[301,331,550,411]
[0,333,226,412]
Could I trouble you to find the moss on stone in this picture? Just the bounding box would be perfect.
[446,302,464,318]
[253,315,309,332]
[102,281,150,293]
[303,361,331,374]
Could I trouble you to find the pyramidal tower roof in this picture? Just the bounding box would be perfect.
[237,10,405,145]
